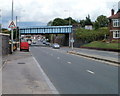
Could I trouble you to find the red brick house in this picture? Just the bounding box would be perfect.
[108,8,120,41]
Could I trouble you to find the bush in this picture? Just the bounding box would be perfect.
[75,28,109,43]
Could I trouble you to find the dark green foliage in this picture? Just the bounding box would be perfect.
[84,15,93,25]
[79,15,92,28]
[64,17,78,25]
[96,15,109,27]
[52,18,68,26]
[47,17,79,26]
[75,28,109,43]
[94,21,100,30]
[79,20,85,27]
[47,21,53,26]
[2,28,11,34]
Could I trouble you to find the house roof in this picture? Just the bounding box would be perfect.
[108,9,120,19]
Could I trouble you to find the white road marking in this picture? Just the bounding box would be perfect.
[57,57,60,59]
[67,62,72,64]
[86,70,95,74]
[33,57,59,94]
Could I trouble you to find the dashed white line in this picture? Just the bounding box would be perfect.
[57,57,60,59]
[67,62,72,64]
[86,70,95,74]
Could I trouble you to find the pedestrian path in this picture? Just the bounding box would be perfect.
[67,48,119,66]
[2,50,58,94]
[61,47,119,65]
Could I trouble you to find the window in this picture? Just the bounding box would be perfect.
[113,19,120,27]
[113,30,120,38]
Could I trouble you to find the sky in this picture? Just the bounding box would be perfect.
[0,0,120,28]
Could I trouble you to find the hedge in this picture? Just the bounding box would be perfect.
[75,28,109,43]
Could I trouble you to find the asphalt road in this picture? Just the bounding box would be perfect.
[30,46,118,94]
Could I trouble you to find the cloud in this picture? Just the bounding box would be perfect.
[0,0,120,28]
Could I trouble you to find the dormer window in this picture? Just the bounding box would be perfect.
[112,19,120,27]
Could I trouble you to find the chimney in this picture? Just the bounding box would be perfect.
[111,9,114,16]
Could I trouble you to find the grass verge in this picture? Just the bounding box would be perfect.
[81,41,120,50]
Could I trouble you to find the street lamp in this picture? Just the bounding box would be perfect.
[11,0,14,53]
[64,10,71,47]
[0,9,2,33]
[16,16,18,41]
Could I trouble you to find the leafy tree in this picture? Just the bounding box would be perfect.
[52,18,67,26]
[96,15,108,27]
[79,15,92,28]
[84,15,93,25]
[94,21,100,30]
[47,17,79,26]
[75,28,109,43]
[64,17,78,25]
[47,21,53,26]
[79,20,85,27]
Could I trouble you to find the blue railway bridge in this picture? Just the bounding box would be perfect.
[19,25,72,34]
[19,25,73,46]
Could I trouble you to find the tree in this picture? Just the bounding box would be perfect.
[96,15,108,27]
[47,21,53,26]
[47,17,79,26]
[79,20,85,27]
[94,21,100,30]
[52,18,67,26]
[84,15,93,25]
[64,17,78,25]
[79,15,92,28]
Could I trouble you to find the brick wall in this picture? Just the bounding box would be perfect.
[0,33,10,56]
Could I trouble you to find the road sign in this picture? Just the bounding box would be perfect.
[70,39,74,43]
[8,21,16,29]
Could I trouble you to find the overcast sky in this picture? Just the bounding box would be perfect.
[0,0,120,28]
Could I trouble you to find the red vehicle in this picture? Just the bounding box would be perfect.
[20,42,29,51]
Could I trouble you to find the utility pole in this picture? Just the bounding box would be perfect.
[16,16,17,41]
[64,10,71,47]
[19,17,20,47]
[71,30,74,51]
[68,9,71,47]
[0,9,2,33]
[68,10,71,48]
[11,0,14,53]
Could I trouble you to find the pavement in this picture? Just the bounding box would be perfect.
[1,47,119,94]
[67,51,119,66]
[2,49,58,94]
[63,48,119,66]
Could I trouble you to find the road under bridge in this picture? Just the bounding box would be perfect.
[19,26,73,46]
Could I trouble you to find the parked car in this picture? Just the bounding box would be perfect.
[27,39,32,45]
[45,42,51,46]
[32,39,37,44]
[52,43,60,49]
[20,42,29,52]
[42,40,46,44]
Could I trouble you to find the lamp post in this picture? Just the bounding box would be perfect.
[64,10,71,47]
[0,9,2,33]
[16,16,18,41]
[10,0,14,53]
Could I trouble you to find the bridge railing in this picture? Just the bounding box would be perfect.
[19,25,73,34]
